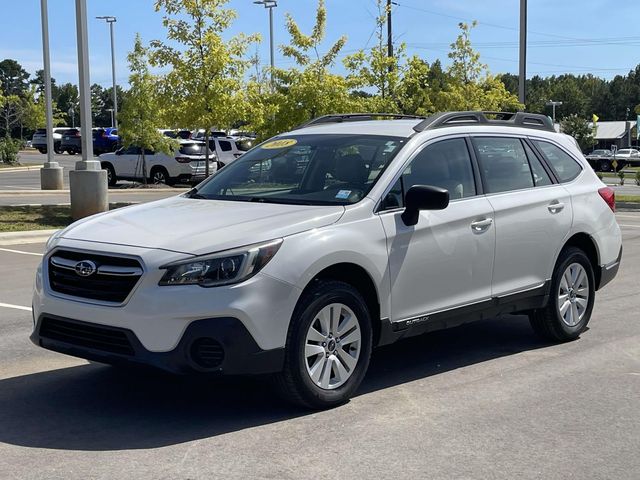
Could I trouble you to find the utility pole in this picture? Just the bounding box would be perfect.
[519,0,527,106]
[96,16,118,128]
[39,0,63,190]
[253,1,277,89]
[387,0,393,59]
[70,0,108,220]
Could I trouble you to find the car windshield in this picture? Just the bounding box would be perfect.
[190,134,406,205]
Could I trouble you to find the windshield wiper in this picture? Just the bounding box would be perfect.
[248,197,314,205]
[185,188,207,199]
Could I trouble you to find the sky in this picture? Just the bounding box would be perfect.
[1,0,638,88]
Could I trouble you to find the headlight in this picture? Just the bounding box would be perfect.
[44,229,63,254]
[159,238,283,287]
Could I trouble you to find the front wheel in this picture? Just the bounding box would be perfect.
[103,163,117,187]
[529,247,595,342]
[274,280,372,409]
[598,159,611,172]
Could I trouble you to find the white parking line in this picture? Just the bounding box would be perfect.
[0,247,43,256]
[619,224,640,228]
[0,302,32,312]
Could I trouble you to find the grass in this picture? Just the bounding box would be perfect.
[0,163,21,169]
[0,206,71,232]
[616,194,640,203]
[0,204,130,233]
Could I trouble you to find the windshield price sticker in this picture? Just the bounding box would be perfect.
[261,138,298,149]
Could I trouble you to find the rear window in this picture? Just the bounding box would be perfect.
[532,140,582,183]
[179,143,207,156]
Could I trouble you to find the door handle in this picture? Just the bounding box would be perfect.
[547,201,565,214]
[471,218,493,233]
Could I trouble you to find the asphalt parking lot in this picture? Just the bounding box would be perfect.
[0,213,638,479]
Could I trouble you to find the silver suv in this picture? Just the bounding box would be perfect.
[32,112,622,409]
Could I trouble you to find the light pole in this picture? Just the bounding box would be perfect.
[253,1,277,88]
[546,100,563,123]
[39,0,64,190]
[70,0,108,220]
[106,108,114,127]
[519,0,527,106]
[96,16,118,128]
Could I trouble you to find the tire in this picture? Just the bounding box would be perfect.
[274,280,373,409]
[53,143,62,154]
[103,163,117,187]
[150,167,170,185]
[68,150,76,155]
[38,148,46,154]
[529,247,595,343]
[598,160,611,172]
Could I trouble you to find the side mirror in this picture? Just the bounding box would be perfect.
[401,185,449,226]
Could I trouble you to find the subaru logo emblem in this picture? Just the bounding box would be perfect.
[74,260,97,277]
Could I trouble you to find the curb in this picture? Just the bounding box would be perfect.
[0,228,58,246]
[0,165,43,173]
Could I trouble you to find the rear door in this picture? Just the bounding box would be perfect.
[472,135,572,296]
[379,137,495,322]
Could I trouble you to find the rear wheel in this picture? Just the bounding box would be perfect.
[598,159,611,172]
[53,143,62,154]
[150,167,171,185]
[529,247,595,342]
[274,280,372,409]
[102,163,117,187]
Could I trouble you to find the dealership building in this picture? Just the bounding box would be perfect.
[589,120,638,150]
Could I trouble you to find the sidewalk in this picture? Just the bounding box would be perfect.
[0,188,187,206]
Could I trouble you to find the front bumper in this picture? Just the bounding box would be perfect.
[31,314,284,375]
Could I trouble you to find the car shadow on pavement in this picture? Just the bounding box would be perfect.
[0,314,550,451]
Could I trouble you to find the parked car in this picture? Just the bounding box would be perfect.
[93,127,120,154]
[207,137,245,167]
[31,127,68,154]
[32,111,622,409]
[613,148,640,167]
[99,140,216,186]
[60,128,82,155]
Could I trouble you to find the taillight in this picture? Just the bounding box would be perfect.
[598,187,615,212]
[74,132,81,137]
[175,156,191,163]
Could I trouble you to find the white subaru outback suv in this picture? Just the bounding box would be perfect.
[32,111,622,409]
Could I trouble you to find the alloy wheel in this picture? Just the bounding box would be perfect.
[304,303,361,390]
[557,262,589,327]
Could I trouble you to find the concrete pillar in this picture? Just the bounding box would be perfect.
[70,0,108,220]
[40,162,63,190]
[69,163,108,220]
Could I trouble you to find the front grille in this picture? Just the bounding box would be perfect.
[190,338,224,369]
[40,317,134,356]
[48,249,143,303]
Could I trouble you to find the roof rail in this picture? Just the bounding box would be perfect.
[293,113,426,130]
[413,111,555,133]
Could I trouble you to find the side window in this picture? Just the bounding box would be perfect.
[474,137,534,193]
[522,141,552,187]
[380,138,476,210]
[532,140,582,182]
[403,138,476,200]
[218,141,233,152]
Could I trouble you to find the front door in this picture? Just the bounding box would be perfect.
[379,137,495,323]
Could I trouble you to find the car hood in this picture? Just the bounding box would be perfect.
[61,196,345,255]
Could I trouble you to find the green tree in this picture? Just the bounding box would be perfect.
[119,35,176,185]
[266,0,360,136]
[561,114,596,152]
[434,22,522,112]
[343,0,404,112]
[150,0,258,176]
